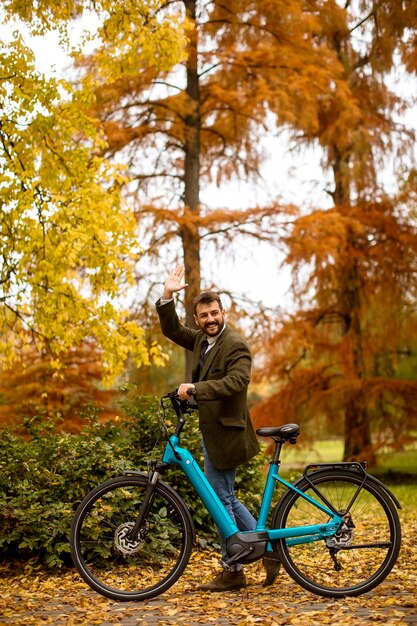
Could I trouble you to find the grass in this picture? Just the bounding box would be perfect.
[388,482,417,510]
[375,449,417,475]
[280,438,344,468]
[278,436,417,497]
[280,436,417,473]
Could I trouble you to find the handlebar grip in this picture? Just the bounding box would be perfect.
[186,388,196,397]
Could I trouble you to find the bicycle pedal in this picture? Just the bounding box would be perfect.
[221,560,233,571]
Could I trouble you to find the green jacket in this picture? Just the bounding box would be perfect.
[156,298,260,470]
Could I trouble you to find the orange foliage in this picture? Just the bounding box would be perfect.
[75,0,341,348]
[250,1,417,463]
[71,1,417,456]
[252,194,417,461]
[0,343,119,432]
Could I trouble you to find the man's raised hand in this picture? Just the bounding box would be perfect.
[163,265,189,299]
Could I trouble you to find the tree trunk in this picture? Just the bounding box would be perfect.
[340,256,375,464]
[330,138,375,463]
[344,390,375,464]
[332,148,351,206]
[182,0,201,381]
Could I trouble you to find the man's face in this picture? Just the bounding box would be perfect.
[193,300,226,337]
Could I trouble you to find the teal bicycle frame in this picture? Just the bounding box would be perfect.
[162,435,343,550]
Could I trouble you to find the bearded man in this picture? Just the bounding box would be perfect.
[155,265,280,591]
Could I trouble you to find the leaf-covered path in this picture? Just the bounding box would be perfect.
[1,518,416,626]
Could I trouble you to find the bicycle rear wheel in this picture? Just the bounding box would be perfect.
[272,469,401,598]
[70,474,194,601]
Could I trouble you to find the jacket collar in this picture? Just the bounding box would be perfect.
[193,326,230,380]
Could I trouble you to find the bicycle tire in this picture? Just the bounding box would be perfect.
[70,474,194,601]
[272,469,401,598]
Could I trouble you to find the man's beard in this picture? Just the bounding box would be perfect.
[203,319,224,335]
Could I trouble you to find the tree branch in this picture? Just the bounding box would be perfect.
[349,10,374,34]
[153,80,183,91]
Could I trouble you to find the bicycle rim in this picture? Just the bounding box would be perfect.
[70,475,194,601]
[272,469,401,598]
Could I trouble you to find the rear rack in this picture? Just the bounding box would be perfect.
[303,461,368,479]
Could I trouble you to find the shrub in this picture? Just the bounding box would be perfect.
[0,408,127,568]
[0,391,266,568]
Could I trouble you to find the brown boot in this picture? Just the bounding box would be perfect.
[198,569,247,592]
[262,554,281,587]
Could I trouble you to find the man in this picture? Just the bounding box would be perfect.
[155,265,280,591]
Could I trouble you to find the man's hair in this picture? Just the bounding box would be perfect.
[193,291,224,314]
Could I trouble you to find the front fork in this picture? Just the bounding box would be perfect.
[125,464,166,542]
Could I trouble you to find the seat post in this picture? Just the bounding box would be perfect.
[271,440,283,465]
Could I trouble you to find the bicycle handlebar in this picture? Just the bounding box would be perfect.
[160,389,197,438]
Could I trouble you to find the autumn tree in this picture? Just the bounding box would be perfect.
[0,1,187,383]
[252,0,417,463]
[0,342,119,431]
[74,0,341,378]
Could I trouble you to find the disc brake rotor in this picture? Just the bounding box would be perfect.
[114,522,145,555]
[326,516,355,549]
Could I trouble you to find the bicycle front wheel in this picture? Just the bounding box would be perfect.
[272,469,401,598]
[70,474,194,601]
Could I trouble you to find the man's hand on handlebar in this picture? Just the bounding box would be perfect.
[177,383,196,400]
